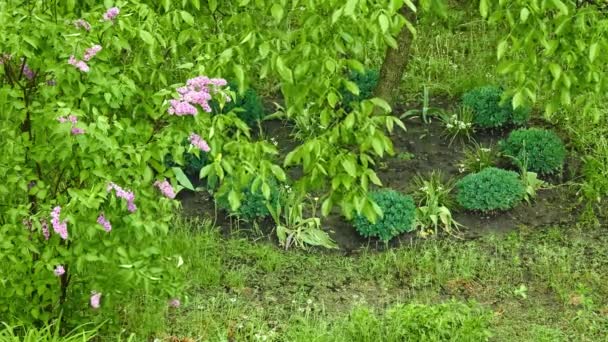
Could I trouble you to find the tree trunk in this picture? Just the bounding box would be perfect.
[374,4,417,109]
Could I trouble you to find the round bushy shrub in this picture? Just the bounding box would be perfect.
[353,189,416,241]
[456,167,525,212]
[342,69,380,107]
[500,128,566,174]
[212,82,266,126]
[462,86,530,128]
[216,178,280,220]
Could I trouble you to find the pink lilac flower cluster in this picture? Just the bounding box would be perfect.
[189,133,210,152]
[90,292,102,309]
[57,114,85,135]
[154,179,176,199]
[74,19,91,31]
[168,298,181,308]
[97,214,112,232]
[54,265,65,276]
[50,206,68,240]
[83,45,102,61]
[107,182,137,213]
[41,219,50,240]
[168,76,227,116]
[68,55,89,72]
[103,7,120,21]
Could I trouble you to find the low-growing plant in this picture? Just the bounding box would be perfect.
[412,171,462,236]
[400,85,445,123]
[500,128,566,174]
[212,82,266,127]
[440,106,475,146]
[216,177,281,221]
[456,167,525,212]
[268,190,337,250]
[462,85,530,128]
[0,321,101,342]
[341,68,379,108]
[459,142,499,173]
[353,189,416,242]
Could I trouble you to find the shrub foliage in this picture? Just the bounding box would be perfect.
[353,189,416,241]
[500,128,566,174]
[462,86,530,128]
[456,168,525,212]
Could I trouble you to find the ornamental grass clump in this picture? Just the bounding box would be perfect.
[456,167,525,212]
[500,128,566,174]
[462,86,530,128]
[353,189,416,241]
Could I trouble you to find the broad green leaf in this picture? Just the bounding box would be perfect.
[172,167,194,191]
[180,11,194,25]
[139,30,155,45]
[271,4,284,22]
[589,43,599,62]
[379,14,389,33]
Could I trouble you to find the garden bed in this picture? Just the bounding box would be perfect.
[180,114,580,252]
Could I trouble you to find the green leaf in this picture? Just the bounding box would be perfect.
[180,11,194,25]
[139,30,155,45]
[275,56,294,84]
[497,40,508,60]
[378,14,389,33]
[341,158,357,177]
[172,167,194,191]
[520,8,530,22]
[228,190,241,210]
[589,43,599,62]
[479,0,489,18]
[208,0,218,12]
[271,4,284,22]
[233,64,245,92]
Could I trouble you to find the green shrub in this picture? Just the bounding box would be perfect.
[212,82,266,126]
[353,189,416,241]
[342,69,380,107]
[500,128,566,174]
[462,86,530,128]
[216,178,280,221]
[456,167,525,212]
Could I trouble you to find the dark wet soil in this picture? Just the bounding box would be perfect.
[180,112,581,253]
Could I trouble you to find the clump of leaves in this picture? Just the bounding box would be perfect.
[353,189,416,241]
[462,85,530,128]
[412,171,462,236]
[456,167,525,212]
[216,178,281,221]
[341,69,379,107]
[440,106,475,145]
[500,128,566,174]
[268,191,337,250]
[459,142,499,173]
[212,82,266,126]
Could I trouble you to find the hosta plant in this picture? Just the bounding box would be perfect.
[353,189,416,242]
[456,168,525,212]
[458,142,499,174]
[500,128,566,174]
[411,172,462,236]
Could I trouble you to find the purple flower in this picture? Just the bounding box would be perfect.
[154,179,176,199]
[74,19,91,31]
[68,55,89,72]
[41,219,50,240]
[107,182,137,213]
[168,298,181,308]
[71,127,85,135]
[54,265,65,276]
[83,45,102,61]
[50,206,68,240]
[103,7,120,21]
[97,214,112,232]
[189,133,210,152]
[90,292,102,309]
[168,100,198,116]
[68,115,78,124]
[20,60,35,80]
[167,76,227,116]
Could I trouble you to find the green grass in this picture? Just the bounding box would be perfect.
[104,219,608,341]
